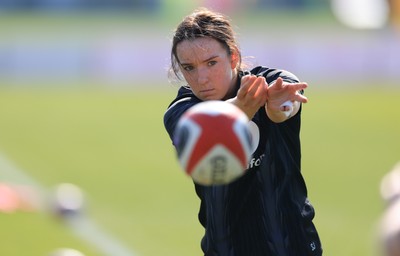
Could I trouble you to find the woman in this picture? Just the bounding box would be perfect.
[163,8,322,256]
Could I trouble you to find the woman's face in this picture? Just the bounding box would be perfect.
[176,37,238,101]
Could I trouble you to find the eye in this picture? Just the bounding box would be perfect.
[208,60,217,66]
[182,65,194,72]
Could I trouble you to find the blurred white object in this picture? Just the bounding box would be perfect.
[380,199,400,256]
[48,248,85,256]
[280,100,294,118]
[379,162,400,256]
[380,162,400,203]
[53,183,84,216]
[331,0,389,29]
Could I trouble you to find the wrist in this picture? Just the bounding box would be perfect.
[266,101,295,123]
[226,97,257,120]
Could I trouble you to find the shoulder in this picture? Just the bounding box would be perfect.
[249,66,300,84]
[163,87,202,140]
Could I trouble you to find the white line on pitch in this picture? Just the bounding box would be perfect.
[0,151,139,256]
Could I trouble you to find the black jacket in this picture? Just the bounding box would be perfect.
[164,66,322,256]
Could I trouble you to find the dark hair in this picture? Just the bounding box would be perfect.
[169,8,242,82]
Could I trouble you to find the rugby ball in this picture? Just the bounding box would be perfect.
[173,101,252,186]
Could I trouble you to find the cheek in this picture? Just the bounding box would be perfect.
[219,66,234,86]
[181,72,196,85]
[214,62,231,78]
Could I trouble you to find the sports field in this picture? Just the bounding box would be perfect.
[1,8,400,256]
[0,84,399,256]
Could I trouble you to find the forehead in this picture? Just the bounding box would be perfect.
[176,37,227,63]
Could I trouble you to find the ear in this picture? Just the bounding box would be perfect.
[230,48,239,69]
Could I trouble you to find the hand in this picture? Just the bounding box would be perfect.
[229,75,268,119]
[267,77,308,112]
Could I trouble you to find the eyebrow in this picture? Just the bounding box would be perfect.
[180,55,219,66]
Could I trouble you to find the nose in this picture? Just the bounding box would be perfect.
[197,66,209,85]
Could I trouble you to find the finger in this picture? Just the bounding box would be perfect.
[255,84,268,106]
[290,83,308,103]
[240,75,251,89]
[248,76,265,94]
[237,75,253,99]
[252,77,268,104]
[271,77,284,89]
[241,74,250,83]
[292,82,308,91]
[240,75,260,91]
[278,81,307,91]
[294,93,308,103]
[240,75,258,94]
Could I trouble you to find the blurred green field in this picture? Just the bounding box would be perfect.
[0,83,399,256]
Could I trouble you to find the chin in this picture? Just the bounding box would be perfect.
[199,94,220,101]
[204,96,223,101]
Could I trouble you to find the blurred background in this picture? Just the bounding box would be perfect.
[0,0,399,256]
[0,0,399,87]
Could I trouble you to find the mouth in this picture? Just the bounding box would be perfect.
[200,88,215,94]
[199,88,216,98]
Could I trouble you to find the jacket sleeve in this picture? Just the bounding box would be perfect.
[250,66,300,84]
[163,88,202,144]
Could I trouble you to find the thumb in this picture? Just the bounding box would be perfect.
[272,77,284,89]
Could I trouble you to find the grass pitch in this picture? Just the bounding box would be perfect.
[0,84,399,256]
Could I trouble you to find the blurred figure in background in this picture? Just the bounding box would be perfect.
[331,0,389,29]
[388,0,400,30]
[0,182,41,213]
[256,0,308,9]
[331,0,400,31]
[379,162,400,256]
[201,0,236,13]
